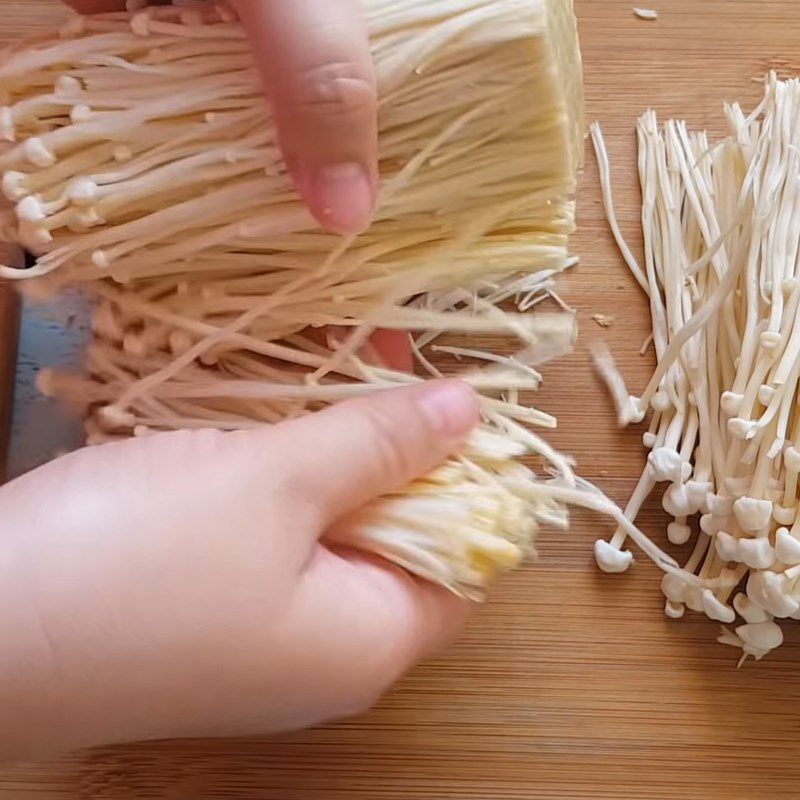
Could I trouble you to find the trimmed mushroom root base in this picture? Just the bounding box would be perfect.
[593,74,800,662]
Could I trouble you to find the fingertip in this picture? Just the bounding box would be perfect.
[299,162,375,235]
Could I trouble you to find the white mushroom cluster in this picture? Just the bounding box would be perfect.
[592,74,800,662]
[0,0,671,600]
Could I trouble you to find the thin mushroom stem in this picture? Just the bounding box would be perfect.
[590,122,650,296]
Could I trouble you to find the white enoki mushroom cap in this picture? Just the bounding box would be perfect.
[747,571,800,618]
[662,482,692,518]
[67,178,99,206]
[16,195,46,223]
[35,368,56,397]
[667,521,691,545]
[2,171,27,201]
[732,497,773,532]
[70,104,92,124]
[98,405,137,429]
[647,447,684,483]
[650,390,671,412]
[735,620,784,652]
[0,107,14,141]
[733,593,771,624]
[737,537,776,570]
[757,384,776,405]
[759,331,783,350]
[661,572,689,604]
[594,539,633,573]
[623,395,646,424]
[727,417,759,441]
[718,621,783,661]
[702,589,735,624]
[74,207,103,228]
[684,481,713,514]
[715,530,740,562]
[785,446,800,472]
[700,513,727,536]
[91,250,111,269]
[720,391,743,416]
[773,505,795,526]
[775,528,800,565]
[22,137,55,168]
[55,75,81,97]
[18,220,52,248]
[664,600,685,619]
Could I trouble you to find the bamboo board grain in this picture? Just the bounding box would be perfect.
[3,1,800,798]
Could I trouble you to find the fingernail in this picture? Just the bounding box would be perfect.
[418,381,480,438]
[310,162,374,234]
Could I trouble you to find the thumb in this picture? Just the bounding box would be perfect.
[270,380,479,526]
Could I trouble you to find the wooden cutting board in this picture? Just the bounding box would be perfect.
[3,1,800,798]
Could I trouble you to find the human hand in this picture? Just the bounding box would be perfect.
[0,381,478,759]
[64,0,377,235]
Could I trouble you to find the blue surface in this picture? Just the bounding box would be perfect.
[8,293,89,479]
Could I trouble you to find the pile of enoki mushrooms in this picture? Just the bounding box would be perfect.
[593,73,800,662]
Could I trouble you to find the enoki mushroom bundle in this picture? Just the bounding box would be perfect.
[592,74,800,661]
[0,0,680,601]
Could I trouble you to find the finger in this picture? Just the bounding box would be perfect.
[285,546,472,725]
[270,380,479,525]
[233,0,378,235]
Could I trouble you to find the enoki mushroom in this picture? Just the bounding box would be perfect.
[0,0,679,602]
[592,73,800,662]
